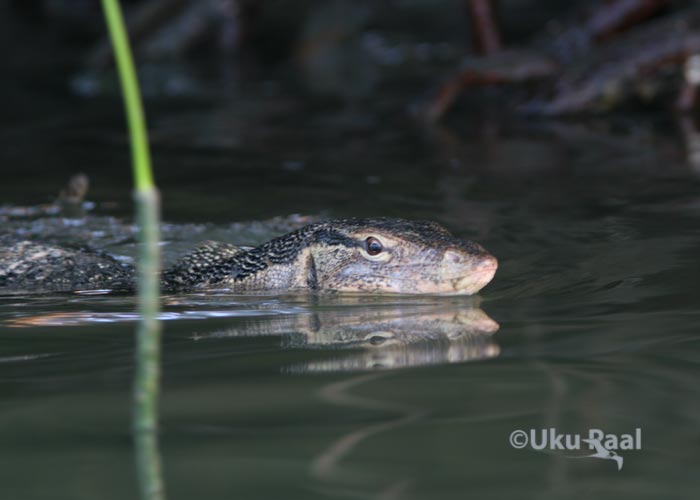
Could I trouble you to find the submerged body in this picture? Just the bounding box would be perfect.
[0,218,497,295]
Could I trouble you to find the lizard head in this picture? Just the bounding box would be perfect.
[304,218,498,295]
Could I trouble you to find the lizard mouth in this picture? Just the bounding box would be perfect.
[354,254,498,295]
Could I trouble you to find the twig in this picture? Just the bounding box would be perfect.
[466,0,501,55]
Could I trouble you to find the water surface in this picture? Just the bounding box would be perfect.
[1,88,700,500]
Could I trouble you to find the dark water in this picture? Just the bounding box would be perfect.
[2,83,700,499]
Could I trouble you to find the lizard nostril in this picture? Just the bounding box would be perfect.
[478,255,498,272]
[444,250,463,264]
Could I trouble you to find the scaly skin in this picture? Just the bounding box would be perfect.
[0,218,498,295]
[0,240,134,292]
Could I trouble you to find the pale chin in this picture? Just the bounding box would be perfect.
[450,267,498,295]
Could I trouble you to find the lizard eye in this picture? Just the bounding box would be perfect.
[365,237,383,256]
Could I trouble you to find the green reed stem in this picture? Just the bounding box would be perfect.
[101,0,154,191]
[100,1,164,499]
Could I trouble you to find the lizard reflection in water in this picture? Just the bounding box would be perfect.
[199,301,500,371]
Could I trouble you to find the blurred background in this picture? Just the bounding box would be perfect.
[3,0,700,222]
